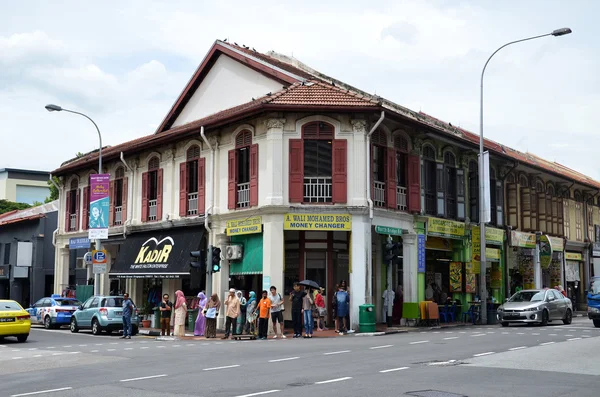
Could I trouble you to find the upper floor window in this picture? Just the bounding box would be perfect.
[65,178,79,232]
[546,184,561,236]
[289,121,347,204]
[110,166,128,226]
[444,152,457,219]
[228,130,258,209]
[394,135,410,211]
[468,160,479,223]
[142,156,163,222]
[422,145,437,216]
[371,130,387,208]
[180,145,205,216]
[490,167,504,227]
[536,180,548,233]
[506,173,518,229]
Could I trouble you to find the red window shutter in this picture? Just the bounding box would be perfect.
[407,154,421,213]
[81,186,89,230]
[228,149,237,209]
[386,147,397,209]
[179,162,187,217]
[65,191,71,232]
[198,157,206,214]
[75,188,80,231]
[332,139,347,204]
[141,172,149,222]
[156,168,164,221]
[289,139,304,203]
[250,144,259,207]
[108,181,115,226]
[122,177,128,223]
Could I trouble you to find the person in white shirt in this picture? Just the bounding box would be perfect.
[268,286,286,339]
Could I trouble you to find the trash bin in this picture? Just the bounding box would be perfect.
[152,307,161,329]
[188,309,199,332]
[359,304,376,333]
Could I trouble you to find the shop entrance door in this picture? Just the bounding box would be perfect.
[305,251,327,292]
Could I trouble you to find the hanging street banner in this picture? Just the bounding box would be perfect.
[89,174,110,239]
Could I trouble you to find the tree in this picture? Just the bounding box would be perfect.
[45,176,60,203]
[0,200,31,215]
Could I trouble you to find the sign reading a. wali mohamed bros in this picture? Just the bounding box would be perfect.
[226,216,263,236]
[283,214,352,231]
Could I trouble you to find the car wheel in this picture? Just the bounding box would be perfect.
[44,316,53,330]
[16,335,28,343]
[562,309,572,325]
[501,322,509,327]
[593,319,600,328]
[540,310,549,326]
[91,319,102,335]
[70,318,79,333]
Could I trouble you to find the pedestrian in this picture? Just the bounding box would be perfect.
[302,287,315,338]
[223,288,240,339]
[256,290,271,340]
[245,291,257,335]
[269,286,286,339]
[204,293,220,338]
[194,292,208,337]
[392,285,404,325]
[558,285,567,297]
[173,290,187,337]
[236,290,247,335]
[159,293,173,336]
[120,293,134,339]
[289,282,306,338]
[315,288,327,331]
[332,284,339,333]
[335,285,350,335]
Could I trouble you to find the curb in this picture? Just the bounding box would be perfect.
[138,329,161,337]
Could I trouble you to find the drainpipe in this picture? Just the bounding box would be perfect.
[200,126,215,297]
[365,111,385,305]
[120,152,133,239]
[49,174,60,248]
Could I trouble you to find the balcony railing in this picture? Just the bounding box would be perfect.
[69,213,77,231]
[148,199,157,221]
[188,192,198,215]
[114,206,123,225]
[237,182,250,208]
[373,181,385,207]
[304,177,332,203]
[397,186,407,211]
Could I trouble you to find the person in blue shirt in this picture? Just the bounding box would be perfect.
[121,293,134,339]
[335,286,350,335]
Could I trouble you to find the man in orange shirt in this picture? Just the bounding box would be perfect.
[256,290,271,340]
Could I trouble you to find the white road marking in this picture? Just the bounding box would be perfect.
[203,364,240,371]
[324,350,351,355]
[11,387,73,396]
[268,357,299,363]
[410,341,429,345]
[120,374,167,382]
[107,349,116,352]
[471,334,486,337]
[582,335,591,338]
[428,360,456,366]
[124,348,133,350]
[501,332,509,335]
[549,334,557,336]
[62,345,72,348]
[380,367,410,373]
[46,347,55,349]
[583,330,591,332]
[91,350,99,353]
[486,332,495,334]
[369,345,393,350]
[95,343,103,346]
[443,337,459,340]
[51,353,63,356]
[531,333,540,336]
[140,347,149,349]
[509,346,527,351]
[473,352,495,357]
[445,331,453,334]
[33,355,42,358]
[12,357,23,360]
[459,331,466,334]
[433,331,440,334]
[567,337,582,341]
[315,377,352,385]
[78,344,87,347]
[157,346,165,348]
[28,348,38,351]
[233,390,280,397]
[540,342,555,346]
[565,334,574,337]
[517,332,525,335]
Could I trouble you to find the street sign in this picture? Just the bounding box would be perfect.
[92,249,107,274]
[84,252,93,266]
[417,234,426,273]
[375,225,403,236]
[69,237,91,250]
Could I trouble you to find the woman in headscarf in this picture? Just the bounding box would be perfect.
[194,292,208,337]
[173,290,187,337]
[204,293,220,338]
[245,291,257,335]
[392,284,404,325]
[235,291,247,335]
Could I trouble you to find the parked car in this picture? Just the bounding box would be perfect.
[0,299,31,342]
[27,295,81,329]
[587,276,600,327]
[70,295,139,336]
[497,289,573,327]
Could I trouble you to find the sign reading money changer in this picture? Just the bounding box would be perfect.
[226,216,263,236]
[283,213,352,231]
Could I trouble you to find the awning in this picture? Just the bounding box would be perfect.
[229,233,263,275]
[110,228,204,278]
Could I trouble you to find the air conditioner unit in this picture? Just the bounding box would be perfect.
[225,245,243,261]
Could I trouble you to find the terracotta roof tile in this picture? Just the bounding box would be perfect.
[265,81,379,107]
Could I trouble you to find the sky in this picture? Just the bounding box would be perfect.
[1,0,598,179]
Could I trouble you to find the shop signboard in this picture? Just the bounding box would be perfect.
[539,235,552,269]
[417,234,426,273]
[510,231,536,249]
[465,262,476,293]
[472,226,504,245]
[548,236,564,251]
[486,248,500,261]
[427,217,465,239]
[283,213,351,231]
[449,262,462,292]
[226,216,263,236]
[565,252,583,261]
[491,266,502,289]
[375,225,403,236]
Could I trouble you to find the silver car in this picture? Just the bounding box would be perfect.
[497,289,573,327]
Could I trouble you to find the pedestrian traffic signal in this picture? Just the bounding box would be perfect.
[211,246,221,273]
[190,250,206,271]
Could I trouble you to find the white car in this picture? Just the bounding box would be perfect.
[27,295,81,329]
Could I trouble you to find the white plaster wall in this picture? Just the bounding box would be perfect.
[172,55,284,128]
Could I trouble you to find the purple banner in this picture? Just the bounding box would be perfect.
[89,173,110,230]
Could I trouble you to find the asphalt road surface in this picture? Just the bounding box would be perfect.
[1,317,599,397]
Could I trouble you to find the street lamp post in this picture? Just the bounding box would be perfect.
[478,27,571,324]
[45,104,103,296]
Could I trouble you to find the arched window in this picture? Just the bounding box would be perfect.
[143,156,162,221]
[519,174,529,187]
[506,173,516,183]
[66,178,79,231]
[423,145,435,160]
[115,167,125,179]
[186,145,200,160]
[394,135,409,153]
[148,157,160,170]
[371,130,388,207]
[574,190,582,202]
[181,144,204,216]
[301,122,335,203]
[444,152,457,219]
[422,145,437,215]
[235,130,252,148]
[70,178,78,190]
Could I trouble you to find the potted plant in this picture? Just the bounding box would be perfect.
[140,301,153,328]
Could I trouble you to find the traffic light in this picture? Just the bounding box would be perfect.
[384,236,401,263]
[190,250,205,271]
[211,246,222,273]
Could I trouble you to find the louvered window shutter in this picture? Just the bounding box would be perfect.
[495,181,504,227]
[249,144,259,207]
[198,158,206,214]
[407,154,421,213]
[538,191,547,233]
[386,147,396,209]
[82,187,89,231]
[141,172,149,222]
[521,187,531,231]
[456,169,465,220]
[156,168,164,221]
[179,162,187,217]
[228,149,237,209]
[289,139,304,203]
[122,177,128,223]
[332,139,348,204]
[436,163,445,217]
[507,183,518,228]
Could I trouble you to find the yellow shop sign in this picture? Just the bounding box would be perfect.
[284,213,352,231]
[565,252,583,261]
[472,226,504,246]
[427,217,465,239]
[510,231,536,249]
[226,216,263,236]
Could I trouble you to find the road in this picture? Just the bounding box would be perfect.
[1,317,599,397]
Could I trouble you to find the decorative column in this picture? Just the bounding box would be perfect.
[214,232,229,329]
[402,233,418,303]
[262,214,284,335]
[351,120,368,207]
[53,246,70,295]
[349,213,369,330]
[163,148,176,221]
[265,118,285,206]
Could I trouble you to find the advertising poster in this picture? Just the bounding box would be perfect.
[450,262,462,292]
[89,174,110,239]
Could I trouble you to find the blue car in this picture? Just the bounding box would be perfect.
[70,295,139,336]
[587,276,600,327]
[27,295,81,329]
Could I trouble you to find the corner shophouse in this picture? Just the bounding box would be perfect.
[51,40,600,330]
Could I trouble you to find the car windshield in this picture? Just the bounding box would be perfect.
[102,298,124,307]
[55,300,81,307]
[590,278,600,295]
[0,301,23,311]
[509,291,545,302]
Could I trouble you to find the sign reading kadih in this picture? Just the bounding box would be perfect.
[226,216,263,236]
[283,213,352,231]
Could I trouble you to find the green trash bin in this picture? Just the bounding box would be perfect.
[359,304,376,333]
[188,309,199,332]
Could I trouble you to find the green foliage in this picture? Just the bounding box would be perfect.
[0,200,31,215]
[45,176,60,203]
